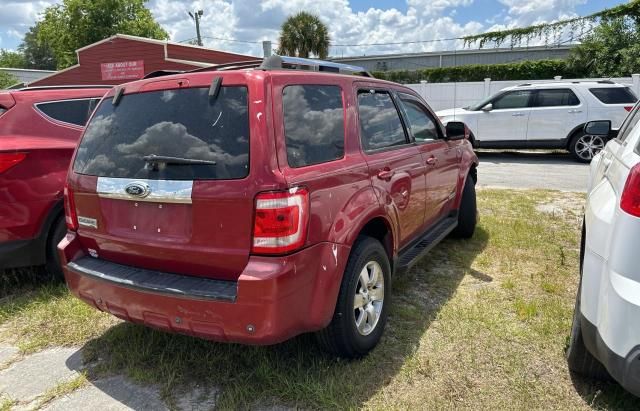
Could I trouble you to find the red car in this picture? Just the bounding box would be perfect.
[59,56,478,357]
[0,86,109,275]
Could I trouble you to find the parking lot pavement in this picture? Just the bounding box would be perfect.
[476,150,590,192]
[0,345,217,410]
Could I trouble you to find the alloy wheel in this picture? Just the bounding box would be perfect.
[575,134,605,161]
[353,261,385,336]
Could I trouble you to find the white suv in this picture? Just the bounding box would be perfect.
[436,81,637,162]
[567,108,640,396]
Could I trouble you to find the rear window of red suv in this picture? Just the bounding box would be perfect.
[73,86,249,180]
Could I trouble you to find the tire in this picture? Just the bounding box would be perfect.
[566,226,609,379]
[315,236,391,358]
[451,176,477,238]
[45,216,66,279]
[569,131,606,163]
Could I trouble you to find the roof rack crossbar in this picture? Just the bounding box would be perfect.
[188,60,264,74]
[143,70,185,79]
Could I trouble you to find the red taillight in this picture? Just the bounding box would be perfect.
[252,187,309,254]
[0,152,26,174]
[63,183,78,231]
[625,106,634,112]
[621,164,640,217]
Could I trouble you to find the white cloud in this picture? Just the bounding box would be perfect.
[0,0,593,56]
[496,0,587,26]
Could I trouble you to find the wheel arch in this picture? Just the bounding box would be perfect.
[566,123,587,149]
[356,217,395,269]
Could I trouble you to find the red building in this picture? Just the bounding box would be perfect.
[30,34,255,87]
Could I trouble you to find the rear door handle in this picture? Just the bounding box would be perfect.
[568,109,583,114]
[377,169,394,180]
[426,156,438,166]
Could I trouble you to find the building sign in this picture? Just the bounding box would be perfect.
[100,60,145,81]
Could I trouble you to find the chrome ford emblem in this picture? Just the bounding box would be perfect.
[124,181,151,198]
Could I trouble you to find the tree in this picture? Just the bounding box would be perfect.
[568,17,640,77]
[463,0,640,48]
[19,24,57,70]
[0,50,26,68]
[278,12,330,59]
[37,0,168,69]
[0,72,18,89]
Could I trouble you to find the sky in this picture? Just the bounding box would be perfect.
[0,0,628,57]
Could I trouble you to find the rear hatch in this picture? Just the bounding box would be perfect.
[69,81,256,280]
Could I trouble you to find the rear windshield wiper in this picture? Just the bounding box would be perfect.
[142,154,217,166]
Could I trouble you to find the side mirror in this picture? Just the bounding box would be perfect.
[482,103,493,112]
[584,120,611,136]
[445,121,466,141]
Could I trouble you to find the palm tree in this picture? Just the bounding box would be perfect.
[278,12,330,59]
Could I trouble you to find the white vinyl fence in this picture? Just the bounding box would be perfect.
[407,75,640,112]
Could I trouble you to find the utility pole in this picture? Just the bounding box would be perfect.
[188,10,204,46]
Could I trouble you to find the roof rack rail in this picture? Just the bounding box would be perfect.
[186,56,373,77]
[597,80,615,84]
[517,83,531,87]
[18,85,113,91]
[259,55,373,77]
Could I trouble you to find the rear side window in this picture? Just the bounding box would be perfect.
[534,89,580,107]
[282,85,345,168]
[36,99,93,126]
[73,86,249,180]
[358,90,407,151]
[492,90,534,110]
[589,87,637,104]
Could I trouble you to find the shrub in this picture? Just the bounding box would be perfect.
[372,59,587,84]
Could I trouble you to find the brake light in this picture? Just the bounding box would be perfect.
[252,187,309,254]
[63,183,78,231]
[0,152,26,174]
[621,164,640,217]
[625,106,634,112]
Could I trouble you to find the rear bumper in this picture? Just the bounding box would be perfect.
[581,314,640,397]
[59,232,351,345]
[0,237,45,269]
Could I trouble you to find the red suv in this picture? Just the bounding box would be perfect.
[59,57,478,357]
[0,86,109,275]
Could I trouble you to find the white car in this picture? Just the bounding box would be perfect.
[567,108,640,396]
[437,81,637,162]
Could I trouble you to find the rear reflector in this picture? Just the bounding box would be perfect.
[64,183,79,231]
[0,152,26,174]
[621,163,640,218]
[252,187,309,254]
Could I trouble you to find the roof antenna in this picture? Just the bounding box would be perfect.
[259,55,283,70]
[209,76,222,100]
[112,87,125,106]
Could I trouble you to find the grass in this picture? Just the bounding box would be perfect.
[1,188,640,409]
[32,373,88,409]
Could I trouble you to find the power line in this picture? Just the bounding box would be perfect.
[178,36,264,44]
[331,36,462,47]
[177,28,590,51]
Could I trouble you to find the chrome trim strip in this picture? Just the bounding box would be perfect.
[33,97,101,128]
[77,216,98,229]
[96,177,193,204]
